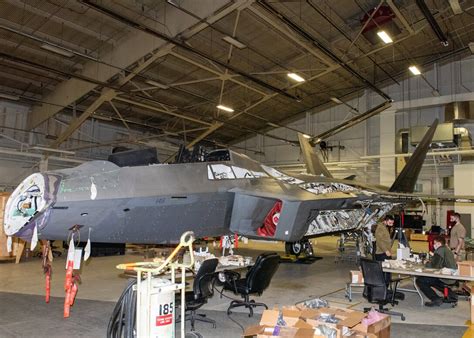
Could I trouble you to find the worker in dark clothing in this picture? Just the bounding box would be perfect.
[416,236,458,307]
[374,215,394,262]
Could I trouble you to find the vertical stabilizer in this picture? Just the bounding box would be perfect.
[389,119,439,193]
[298,133,333,178]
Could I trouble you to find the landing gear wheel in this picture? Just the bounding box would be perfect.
[401,315,406,321]
[285,241,302,256]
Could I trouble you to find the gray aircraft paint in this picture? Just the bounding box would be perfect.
[4,119,453,245]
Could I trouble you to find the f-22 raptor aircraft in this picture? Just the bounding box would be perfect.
[3,119,466,254]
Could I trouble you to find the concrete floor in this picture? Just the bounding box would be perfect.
[0,236,469,337]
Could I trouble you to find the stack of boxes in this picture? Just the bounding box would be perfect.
[0,192,13,259]
[243,304,390,338]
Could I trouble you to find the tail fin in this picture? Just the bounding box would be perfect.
[389,119,439,193]
[298,133,333,178]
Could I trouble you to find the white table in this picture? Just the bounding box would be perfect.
[383,265,474,311]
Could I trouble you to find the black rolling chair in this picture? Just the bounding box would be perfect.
[360,258,405,321]
[222,252,280,317]
[177,258,219,331]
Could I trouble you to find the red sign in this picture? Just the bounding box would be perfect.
[156,314,173,326]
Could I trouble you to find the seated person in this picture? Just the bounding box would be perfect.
[415,236,458,307]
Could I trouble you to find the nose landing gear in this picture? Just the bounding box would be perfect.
[281,239,320,264]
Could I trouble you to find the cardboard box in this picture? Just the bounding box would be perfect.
[410,234,428,241]
[346,331,377,338]
[353,314,391,338]
[245,306,374,338]
[242,325,324,338]
[350,270,364,284]
[458,261,474,277]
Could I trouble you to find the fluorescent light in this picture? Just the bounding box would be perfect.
[93,114,113,121]
[222,36,246,49]
[330,97,342,104]
[449,0,463,14]
[377,30,393,44]
[146,80,169,89]
[0,93,19,101]
[40,44,74,58]
[216,104,234,113]
[287,73,305,82]
[31,146,75,155]
[302,134,311,139]
[409,65,421,75]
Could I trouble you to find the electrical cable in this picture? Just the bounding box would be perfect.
[107,279,137,338]
[212,284,245,332]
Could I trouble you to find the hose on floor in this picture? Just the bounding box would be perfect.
[107,279,137,338]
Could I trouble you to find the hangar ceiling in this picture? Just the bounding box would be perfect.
[0,0,473,153]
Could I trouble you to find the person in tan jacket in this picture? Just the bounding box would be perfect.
[374,215,394,262]
[449,212,466,261]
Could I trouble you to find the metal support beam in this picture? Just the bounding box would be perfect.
[108,101,131,131]
[311,101,392,142]
[248,5,335,67]
[386,0,415,34]
[169,51,269,97]
[114,96,212,126]
[5,0,117,44]
[49,89,117,148]
[185,122,224,149]
[82,0,298,101]
[49,44,175,148]
[27,0,231,129]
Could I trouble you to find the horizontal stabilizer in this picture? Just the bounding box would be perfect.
[389,119,439,193]
[298,133,333,178]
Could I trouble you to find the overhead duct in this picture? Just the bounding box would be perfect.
[455,127,474,161]
[444,101,474,122]
[410,122,456,148]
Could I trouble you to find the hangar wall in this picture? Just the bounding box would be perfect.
[235,55,474,187]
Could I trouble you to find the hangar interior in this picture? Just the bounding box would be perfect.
[1,0,474,337]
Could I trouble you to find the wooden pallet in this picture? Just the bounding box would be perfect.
[0,192,25,263]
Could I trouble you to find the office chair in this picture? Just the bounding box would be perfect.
[360,258,406,321]
[222,252,280,317]
[177,258,219,331]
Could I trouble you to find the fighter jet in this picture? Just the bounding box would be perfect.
[3,119,468,254]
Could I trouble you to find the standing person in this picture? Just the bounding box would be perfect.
[374,215,394,262]
[449,212,466,261]
[416,236,457,307]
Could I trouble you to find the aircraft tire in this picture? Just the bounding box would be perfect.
[285,241,302,256]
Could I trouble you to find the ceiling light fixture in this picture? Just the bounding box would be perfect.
[40,44,74,58]
[222,36,246,49]
[469,42,474,54]
[0,93,20,101]
[302,134,311,139]
[145,80,169,89]
[409,65,421,75]
[267,122,279,128]
[93,114,113,121]
[287,73,305,82]
[330,97,342,104]
[31,146,75,155]
[376,30,393,44]
[216,104,234,113]
[448,0,463,14]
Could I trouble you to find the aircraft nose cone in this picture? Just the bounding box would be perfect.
[3,173,48,237]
